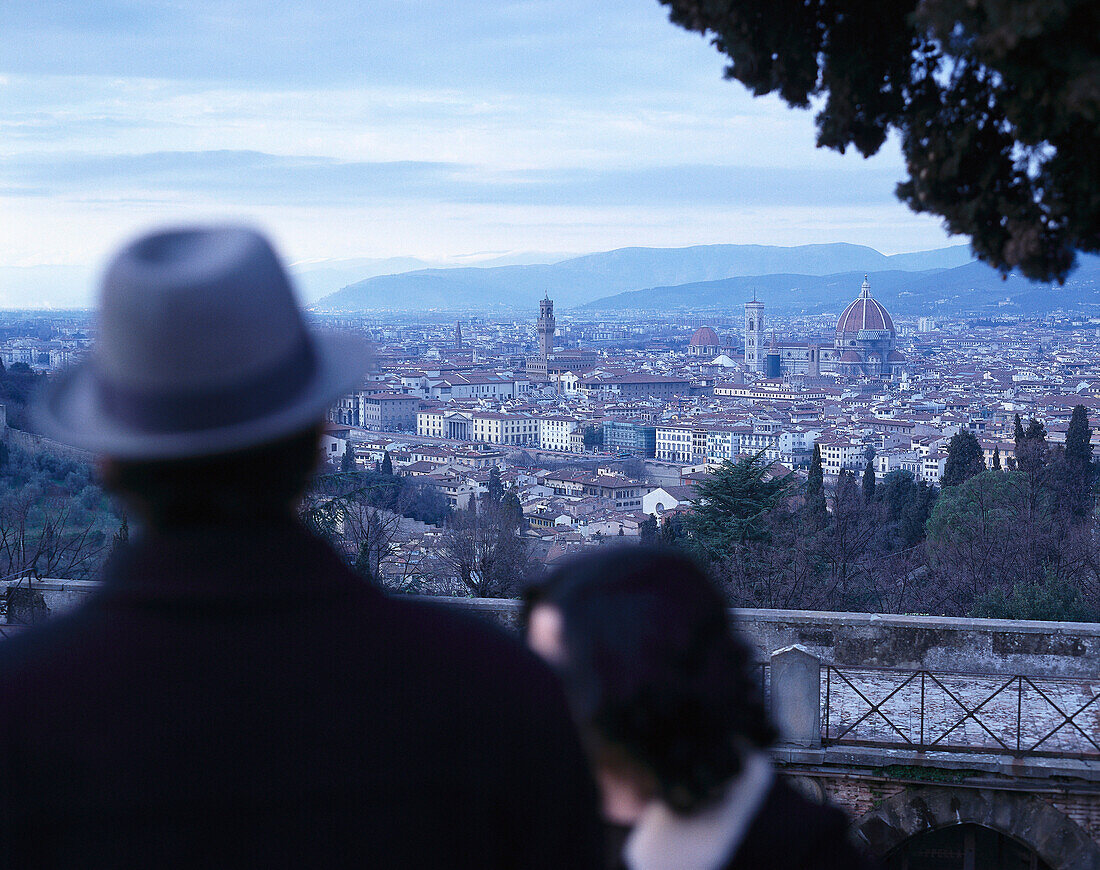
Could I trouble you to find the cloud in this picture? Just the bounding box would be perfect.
[0,149,902,209]
[0,0,726,97]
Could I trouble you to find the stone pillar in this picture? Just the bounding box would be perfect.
[770,644,822,748]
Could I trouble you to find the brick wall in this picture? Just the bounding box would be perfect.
[1050,794,1100,843]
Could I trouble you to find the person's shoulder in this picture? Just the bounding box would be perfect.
[730,777,878,870]
[379,595,545,678]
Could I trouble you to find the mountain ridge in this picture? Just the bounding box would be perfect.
[312,242,975,311]
[581,255,1100,316]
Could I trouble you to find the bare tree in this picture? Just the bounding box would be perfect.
[439,502,533,598]
[0,492,108,583]
[299,473,410,582]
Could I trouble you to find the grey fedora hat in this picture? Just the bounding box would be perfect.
[36,225,367,460]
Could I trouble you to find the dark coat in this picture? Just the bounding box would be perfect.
[614,778,877,870]
[723,778,876,870]
[0,519,604,869]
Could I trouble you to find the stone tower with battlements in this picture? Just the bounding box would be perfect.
[537,294,555,360]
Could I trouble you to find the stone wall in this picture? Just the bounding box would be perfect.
[421,597,1100,678]
[844,781,1100,869]
[811,773,1100,846]
[9,590,1098,678]
[2,425,94,464]
[737,608,1100,679]
[0,579,100,625]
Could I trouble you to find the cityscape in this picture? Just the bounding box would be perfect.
[3,0,1100,866]
[2,253,1100,607]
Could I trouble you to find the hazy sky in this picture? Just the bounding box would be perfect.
[1,0,957,274]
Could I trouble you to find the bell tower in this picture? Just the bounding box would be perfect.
[744,296,764,373]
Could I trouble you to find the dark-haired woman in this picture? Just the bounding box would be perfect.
[525,546,876,870]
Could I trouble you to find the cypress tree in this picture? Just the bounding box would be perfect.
[487,465,503,504]
[861,446,876,503]
[1014,413,1025,445]
[861,462,875,503]
[380,450,393,476]
[805,442,826,525]
[1065,405,1093,466]
[992,447,1001,471]
[500,488,524,528]
[1058,405,1094,521]
[943,430,986,487]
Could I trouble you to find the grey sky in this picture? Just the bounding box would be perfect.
[0,0,956,286]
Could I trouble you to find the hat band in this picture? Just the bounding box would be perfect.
[97,336,319,434]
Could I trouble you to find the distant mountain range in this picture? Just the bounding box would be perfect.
[291,250,575,304]
[583,255,1100,316]
[0,250,578,309]
[10,242,1096,315]
[312,243,977,312]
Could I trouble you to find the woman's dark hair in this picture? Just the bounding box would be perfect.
[524,546,775,815]
[101,426,321,528]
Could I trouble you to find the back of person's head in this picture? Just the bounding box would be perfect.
[99,427,321,527]
[35,225,366,527]
[525,545,775,815]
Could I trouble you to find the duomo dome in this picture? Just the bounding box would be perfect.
[836,277,895,338]
[832,277,904,378]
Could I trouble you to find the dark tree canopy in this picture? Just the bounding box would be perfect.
[943,429,986,486]
[804,442,827,526]
[862,446,877,503]
[660,0,1100,281]
[1065,405,1094,466]
[1052,404,1095,522]
[684,453,793,560]
[486,465,504,505]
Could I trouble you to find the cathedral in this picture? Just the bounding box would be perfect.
[743,277,905,379]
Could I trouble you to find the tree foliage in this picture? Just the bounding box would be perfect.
[660,0,1100,281]
[942,430,986,486]
[1054,405,1096,522]
[862,447,877,504]
[439,501,532,598]
[582,424,602,450]
[0,445,118,582]
[683,453,794,561]
[486,465,503,505]
[971,574,1094,623]
[804,442,827,527]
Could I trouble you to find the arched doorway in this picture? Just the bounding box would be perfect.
[885,823,1052,870]
[853,786,1100,870]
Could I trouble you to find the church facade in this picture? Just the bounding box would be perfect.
[744,277,904,379]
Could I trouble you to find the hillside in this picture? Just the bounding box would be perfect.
[311,243,974,311]
[581,256,1100,316]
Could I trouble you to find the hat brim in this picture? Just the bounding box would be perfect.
[34,332,369,461]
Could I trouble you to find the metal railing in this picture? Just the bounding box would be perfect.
[822,664,1100,759]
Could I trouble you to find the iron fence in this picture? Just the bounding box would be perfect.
[822,664,1100,759]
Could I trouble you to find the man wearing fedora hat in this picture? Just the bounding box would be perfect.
[0,227,603,867]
